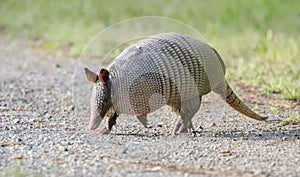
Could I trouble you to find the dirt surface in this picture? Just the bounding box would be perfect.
[0,36,300,177]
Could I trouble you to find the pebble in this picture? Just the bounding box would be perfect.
[68,105,75,111]
[13,119,21,124]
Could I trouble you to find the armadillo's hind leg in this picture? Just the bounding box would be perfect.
[137,115,148,128]
[172,97,201,135]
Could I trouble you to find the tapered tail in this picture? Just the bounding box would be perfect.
[214,81,268,121]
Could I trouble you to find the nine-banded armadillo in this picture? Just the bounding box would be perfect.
[85,33,267,135]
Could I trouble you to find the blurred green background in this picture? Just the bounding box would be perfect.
[0,0,299,99]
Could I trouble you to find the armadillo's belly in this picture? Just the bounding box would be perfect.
[108,33,225,115]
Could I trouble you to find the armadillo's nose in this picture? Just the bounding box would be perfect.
[88,114,103,131]
[88,125,97,131]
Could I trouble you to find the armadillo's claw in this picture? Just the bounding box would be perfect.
[97,112,118,134]
[172,124,188,135]
[97,127,111,134]
[137,115,148,128]
[172,119,194,135]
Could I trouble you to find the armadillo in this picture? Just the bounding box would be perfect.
[84,33,267,134]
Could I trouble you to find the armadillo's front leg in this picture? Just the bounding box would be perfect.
[98,112,119,134]
[172,97,201,135]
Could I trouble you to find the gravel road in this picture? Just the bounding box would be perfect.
[1,36,300,177]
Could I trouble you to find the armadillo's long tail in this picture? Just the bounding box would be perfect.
[214,81,268,121]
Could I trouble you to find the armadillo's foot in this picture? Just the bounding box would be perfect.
[173,97,200,135]
[97,127,111,134]
[172,120,194,135]
[137,115,148,128]
[171,125,188,135]
[97,112,118,135]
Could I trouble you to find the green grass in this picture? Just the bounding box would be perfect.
[0,166,27,177]
[0,0,299,99]
[269,103,284,115]
[288,115,300,123]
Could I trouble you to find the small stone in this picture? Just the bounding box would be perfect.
[45,114,52,119]
[13,119,21,124]
[55,63,61,68]
[211,122,217,127]
[0,106,9,111]
[43,99,49,104]
[68,105,75,111]
[253,169,262,175]
[122,148,128,154]
[150,166,161,171]
[29,118,36,123]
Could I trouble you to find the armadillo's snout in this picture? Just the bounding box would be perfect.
[88,112,103,130]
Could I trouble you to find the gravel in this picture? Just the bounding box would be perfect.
[1,36,300,177]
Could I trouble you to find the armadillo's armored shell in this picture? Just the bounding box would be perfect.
[107,33,226,115]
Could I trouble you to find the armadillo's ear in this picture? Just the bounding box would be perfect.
[99,68,110,85]
[84,67,98,83]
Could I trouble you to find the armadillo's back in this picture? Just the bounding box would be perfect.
[108,33,226,115]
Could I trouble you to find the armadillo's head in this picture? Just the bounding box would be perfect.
[84,68,112,130]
